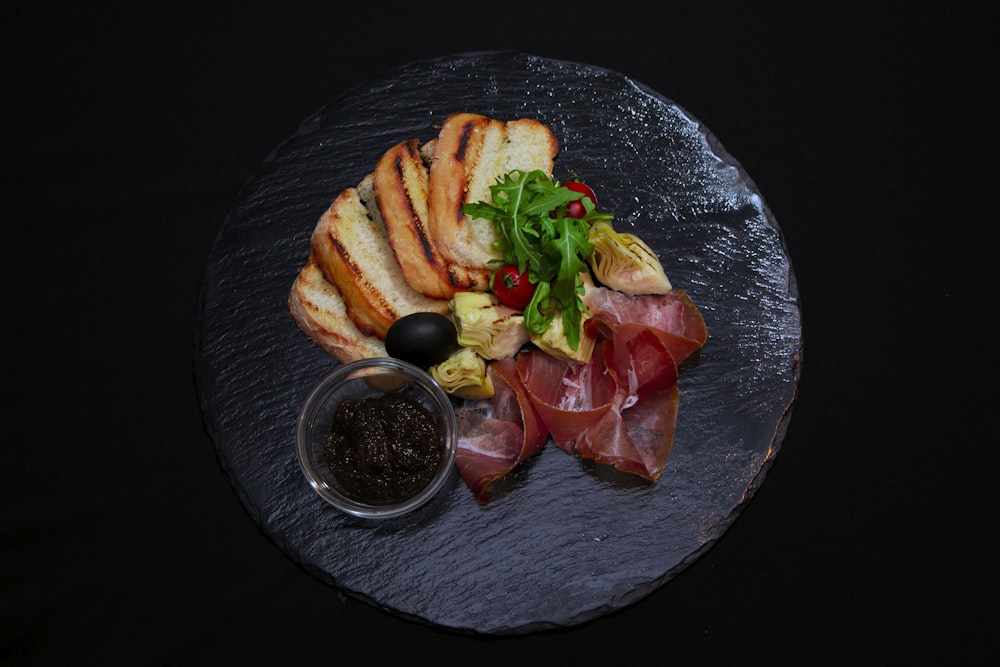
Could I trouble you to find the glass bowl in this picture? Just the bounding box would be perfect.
[296,357,458,519]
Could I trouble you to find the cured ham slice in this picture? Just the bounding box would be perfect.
[452,408,524,502]
[519,323,681,481]
[453,357,547,502]
[574,371,679,481]
[515,345,616,453]
[584,287,707,364]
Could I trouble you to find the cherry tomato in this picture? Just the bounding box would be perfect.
[492,265,536,311]
[564,181,597,219]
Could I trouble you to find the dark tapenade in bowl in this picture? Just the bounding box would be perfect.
[296,358,458,519]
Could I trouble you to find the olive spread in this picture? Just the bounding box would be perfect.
[323,392,443,504]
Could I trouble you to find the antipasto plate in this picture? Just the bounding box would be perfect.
[196,51,802,634]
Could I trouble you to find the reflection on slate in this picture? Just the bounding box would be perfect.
[195,51,802,635]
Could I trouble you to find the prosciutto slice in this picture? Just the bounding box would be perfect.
[573,383,679,480]
[453,357,547,502]
[515,344,616,453]
[519,320,681,481]
[584,287,707,364]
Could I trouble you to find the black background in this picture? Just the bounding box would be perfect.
[3,2,994,664]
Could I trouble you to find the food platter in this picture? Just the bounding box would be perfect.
[195,51,802,634]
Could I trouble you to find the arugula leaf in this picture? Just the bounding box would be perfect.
[463,169,613,350]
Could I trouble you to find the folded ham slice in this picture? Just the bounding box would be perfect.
[584,287,707,365]
[453,357,547,502]
[514,344,617,452]
[519,323,680,481]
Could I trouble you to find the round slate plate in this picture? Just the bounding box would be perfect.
[195,51,802,635]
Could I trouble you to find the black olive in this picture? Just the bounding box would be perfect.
[385,312,460,369]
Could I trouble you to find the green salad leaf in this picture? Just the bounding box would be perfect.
[463,169,613,350]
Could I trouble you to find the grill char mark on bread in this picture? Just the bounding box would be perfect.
[373,138,490,298]
[391,148,434,264]
[310,186,449,339]
[455,120,475,171]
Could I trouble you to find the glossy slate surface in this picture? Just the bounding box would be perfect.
[195,51,802,634]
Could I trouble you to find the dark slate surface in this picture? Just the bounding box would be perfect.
[195,51,802,635]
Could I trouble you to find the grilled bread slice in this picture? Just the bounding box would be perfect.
[287,255,386,363]
[310,185,450,340]
[427,113,559,274]
[370,138,490,299]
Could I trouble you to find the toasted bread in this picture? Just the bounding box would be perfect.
[309,186,450,340]
[427,113,559,274]
[371,138,490,299]
[287,255,386,363]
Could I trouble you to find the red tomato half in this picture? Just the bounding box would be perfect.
[564,181,597,219]
[492,265,536,311]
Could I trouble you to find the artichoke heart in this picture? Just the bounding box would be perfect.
[429,347,494,399]
[588,221,672,294]
[450,291,530,359]
[530,310,597,364]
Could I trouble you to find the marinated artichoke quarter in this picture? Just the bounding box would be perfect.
[429,347,494,400]
[588,221,672,295]
[450,292,530,360]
